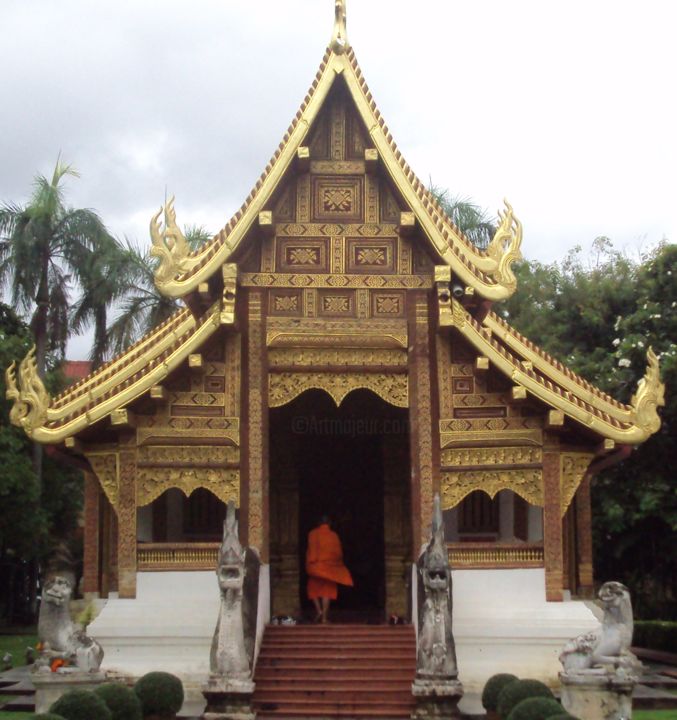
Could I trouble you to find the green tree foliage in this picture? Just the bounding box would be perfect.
[503,240,676,618]
[0,303,82,624]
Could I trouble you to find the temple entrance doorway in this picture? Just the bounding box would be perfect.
[269,388,411,622]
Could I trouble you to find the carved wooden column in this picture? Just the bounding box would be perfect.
[82,471,101,595]
[117,434,137,598]
[408,292,439,554]
[542,446,563,601]
[575,474,594,596]
[242,289,270,561]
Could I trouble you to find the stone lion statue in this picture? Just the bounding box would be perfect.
[559,581,639,677]
[36,575,103,673]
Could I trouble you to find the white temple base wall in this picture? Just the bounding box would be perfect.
[452,567,598,699]
[89,566,596,707]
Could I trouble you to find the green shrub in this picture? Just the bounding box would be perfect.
[134,671,184,719]
[95,682,142,720]
[633,621,677,653]
[49,689,112,720]
[482,673,520,711]
[33,715,68,720]
[506,696,565,720]
[497,679,554,719]
[548,715,580,720]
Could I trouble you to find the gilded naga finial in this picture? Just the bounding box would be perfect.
[485,200,523,294]
[5,346,51,436]
[330,0,349,54]
[150,196,192,287]
[631,347,665,436]
[5,360,29,427]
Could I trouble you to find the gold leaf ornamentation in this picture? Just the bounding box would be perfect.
[375,296,400,314]
[485,200,523,293]
[274,295,299,312]
[560,453,594,517]
[440,468,543,508]
[357,247,386,265]
[269,372,408,408]
[150,196,192,287]
[6,346,51,436]
[86,452,119,509]
[323,296,350,313]
[137,467,240,507]
[323,188,353,212]
[288,248,320,265]
[631,346,665,436]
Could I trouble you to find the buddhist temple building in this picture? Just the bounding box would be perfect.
[6,0,664,703]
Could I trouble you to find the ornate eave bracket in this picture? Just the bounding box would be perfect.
[220,263,238,325]
[630,347,665,438]
[330,0,350,55]
[5,346,51,438]
[150,196,195,292]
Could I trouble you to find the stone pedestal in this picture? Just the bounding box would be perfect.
[559,671,635,720]
[202,676,255,720]
[32,669,107,714]
[411,678,464,719]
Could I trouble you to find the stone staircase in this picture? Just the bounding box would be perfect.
[253,623,416,718]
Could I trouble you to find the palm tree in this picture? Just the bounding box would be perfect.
[429,184,497,250]
[0,159,114,374]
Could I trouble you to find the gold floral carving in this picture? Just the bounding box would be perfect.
[322,295,350,313]
[274,295,299,312]
[276,223,398,237]
[560,452,594,517]
[441,446,542,467]
[86,452,119,509]
[136,467,240,507]
[440,429,543,448]
[631,347,666,436]
[288,247,320,265]
[375,295,400,314]
[323,188,353,212]
[138,445,239,466]
[269,372,408,408]
[220,263,238,325]
[268,348,406,367]
[441,468,543,509]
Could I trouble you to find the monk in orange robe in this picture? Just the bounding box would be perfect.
[306,516,353,623]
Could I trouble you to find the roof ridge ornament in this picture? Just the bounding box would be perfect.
[330,0,350,54]
[5,346,51,436]
[484,200,523,294]
[630,346,665,436]
[150,196,191,288]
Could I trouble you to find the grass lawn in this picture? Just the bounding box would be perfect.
[635,712,677,720]
[0,632,38,668]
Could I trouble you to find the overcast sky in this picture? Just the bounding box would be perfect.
[1,0,675,358]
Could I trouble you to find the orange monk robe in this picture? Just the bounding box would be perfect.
[306,523,354,600]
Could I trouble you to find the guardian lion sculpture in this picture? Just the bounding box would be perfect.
[36,575,103,673]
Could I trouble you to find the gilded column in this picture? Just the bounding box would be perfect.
[82,471,100,595]
[243,289,269,560]
[408,293,439,553]
[542,447,563,601]
[117,433,137,599]
[575,474,594,595]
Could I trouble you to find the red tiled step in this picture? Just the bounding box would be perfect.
[253,623,416,718]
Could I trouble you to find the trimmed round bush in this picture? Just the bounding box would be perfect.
[497,679,554,720]
[482,673,519,711]
[50,689,112,720]
[95,682,143,720]
[506,696,565,720]
[548,715,579,720]
[33,715,68,720]
[134,671,184,719]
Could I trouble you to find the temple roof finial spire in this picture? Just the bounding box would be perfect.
[330,0,349,54]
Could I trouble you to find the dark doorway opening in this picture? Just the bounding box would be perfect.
[269,388,410,622]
